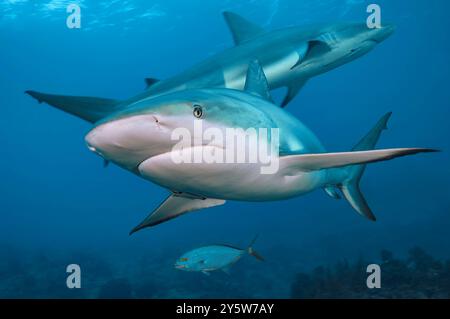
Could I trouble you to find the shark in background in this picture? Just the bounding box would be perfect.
[25,11,395,120]
[137,11,396,107]
[75,61,434,234]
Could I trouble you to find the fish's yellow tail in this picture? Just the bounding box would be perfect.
[247,235,264,261]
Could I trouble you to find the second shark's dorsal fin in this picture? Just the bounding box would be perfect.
[244,60,272,101]
[223,11,265,45]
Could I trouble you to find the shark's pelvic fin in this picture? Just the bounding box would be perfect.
[25,90,120,123]
[223,11,265,45]
[145,78,160,89]
[129,193,226,235]
[281,80,308,107]
[244,60,272,101]
[323,186,342,199]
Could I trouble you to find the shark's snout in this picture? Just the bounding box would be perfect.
[85,114,172,170]
[370,24,396,43]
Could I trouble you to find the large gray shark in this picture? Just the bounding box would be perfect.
[76,61,433,234]
[25,12,395,118]
[136,12,396,107]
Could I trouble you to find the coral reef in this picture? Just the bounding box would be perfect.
[291,247,450,299]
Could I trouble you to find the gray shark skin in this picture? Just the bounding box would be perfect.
[82,61,435,234]
[25,12,396,121]
[133,12,396,107]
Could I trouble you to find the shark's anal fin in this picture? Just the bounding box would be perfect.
[223,11,265,45]
[129,193,226,235]
[244,60,272,101]
[145,78,160,89]
[281,80,308,108]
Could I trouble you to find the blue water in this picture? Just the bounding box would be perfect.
[0,0,449,298]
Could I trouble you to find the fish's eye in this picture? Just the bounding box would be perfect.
[180,257,188,262]
[193,105,203,119]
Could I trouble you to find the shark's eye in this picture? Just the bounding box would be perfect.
[193,105,203,119]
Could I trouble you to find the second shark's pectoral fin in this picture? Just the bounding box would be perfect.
[307,39,333,57]
[244,60,272,101]
[290,40,332,70]
[290,42,310,70]
[281,80,308,107]
[129,194,226,235]
[223,11,266,45]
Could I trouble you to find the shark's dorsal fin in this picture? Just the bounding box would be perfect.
[223,11,265,45]
[129,193,226,235]
[244,60,272,101]
[145,78,159,89]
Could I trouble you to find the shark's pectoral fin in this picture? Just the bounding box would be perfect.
[290,42,310,70]
[129,193,226,235]
[145,78,160,89]
[244,60,272,102]
[306,39,333,59]
[281,80,308,107]
[223,11,266,45]
[25,90,120,123]
[290,40,332,71]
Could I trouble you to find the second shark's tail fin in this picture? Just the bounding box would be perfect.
[25,90,122,123]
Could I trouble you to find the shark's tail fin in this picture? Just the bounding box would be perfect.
[247,235,264,261]
[334,112,434,221]
[25,90,122,123]
[339,112,392,221]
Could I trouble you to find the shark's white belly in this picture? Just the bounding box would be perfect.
[138,149,323,201]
